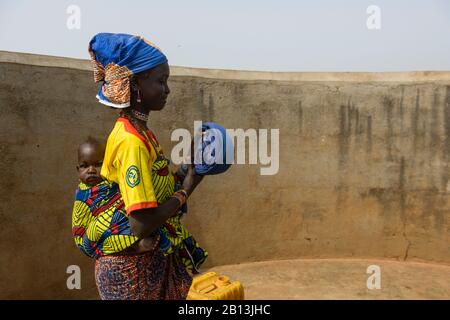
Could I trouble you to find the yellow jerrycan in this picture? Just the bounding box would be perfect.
[187,272,244,300]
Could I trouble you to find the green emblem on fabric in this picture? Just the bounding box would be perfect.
[126,165,140,188]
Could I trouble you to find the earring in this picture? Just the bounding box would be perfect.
[136,89,142,103]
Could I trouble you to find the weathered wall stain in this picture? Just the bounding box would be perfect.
[384,96,395,162]
[297,100,303,135]
[440,86,450,192]
[208,93,215,121]
[430,90,440,156]
[338,103,349,169]
[366,115,373,155]
[412,89,421,156]
[444,86,450,159]
[399,156,406,222]
[399,86,405,132]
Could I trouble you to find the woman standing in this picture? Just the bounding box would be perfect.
[88,33,206,300]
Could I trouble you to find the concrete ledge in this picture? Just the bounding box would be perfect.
[2,50,450,82]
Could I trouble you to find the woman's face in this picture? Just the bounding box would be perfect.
[136,62,170,111]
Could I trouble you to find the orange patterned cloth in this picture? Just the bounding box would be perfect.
[95,245,192,300]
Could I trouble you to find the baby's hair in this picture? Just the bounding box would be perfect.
[77,136,106,161]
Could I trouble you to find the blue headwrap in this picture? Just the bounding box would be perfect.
[88,33,168,108]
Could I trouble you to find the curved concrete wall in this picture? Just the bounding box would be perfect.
[0,51,449,299]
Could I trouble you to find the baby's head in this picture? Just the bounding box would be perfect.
[77,137,105,187]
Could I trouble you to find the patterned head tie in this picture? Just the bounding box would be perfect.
[88,33,168,108]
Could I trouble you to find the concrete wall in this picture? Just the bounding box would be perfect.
[0,51,449,299]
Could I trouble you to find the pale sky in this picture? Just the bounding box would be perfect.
[0,0,449,71]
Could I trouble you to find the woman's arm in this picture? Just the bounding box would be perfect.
[129,197,182,239]
[128,164,204,239]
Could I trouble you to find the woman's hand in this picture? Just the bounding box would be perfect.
[182,164,204,196]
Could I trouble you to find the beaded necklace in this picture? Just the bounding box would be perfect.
[120,110,162,156]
